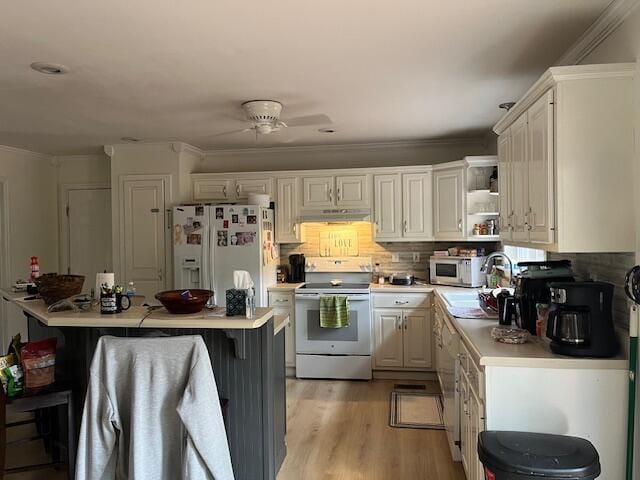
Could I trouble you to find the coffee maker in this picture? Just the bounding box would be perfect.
[289,254,306,283]
[514,260,575,334]
[546,281,618,358]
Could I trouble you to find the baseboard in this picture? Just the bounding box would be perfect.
[373,370,437,381]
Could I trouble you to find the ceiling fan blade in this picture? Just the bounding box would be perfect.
[280,114,332,128]
[207,127,253,137]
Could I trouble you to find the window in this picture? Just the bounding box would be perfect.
[503,245,546,270]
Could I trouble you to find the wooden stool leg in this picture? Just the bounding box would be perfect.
[66,392,75,480]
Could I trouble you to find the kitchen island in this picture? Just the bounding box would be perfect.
[1,291,288,480]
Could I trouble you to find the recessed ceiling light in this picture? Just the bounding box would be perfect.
[30,62,70,75]
[318,128,336,133]
[121,136,141,142]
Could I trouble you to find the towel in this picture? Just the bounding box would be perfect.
[320,295,350,328]
[233,270,254,290]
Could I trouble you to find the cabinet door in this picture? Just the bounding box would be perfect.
[510,113,529,242]
[121,177,167,301]
[302,176,334,208]
[402,172,433,240]
[336,175,370,208]
[373,174,402,240]
[373,309,404,368]
[527,90,555,245]
[193,178,233,201]
[497,134,512,241]
[235,178,274,200]
[402,308,432,369]
[469,387,485,480]
[275,177,302,243]
[459,372,470,477]
[433,168,464,240]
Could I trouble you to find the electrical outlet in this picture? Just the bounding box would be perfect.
[391,253,400,263]
[412,252,420,262]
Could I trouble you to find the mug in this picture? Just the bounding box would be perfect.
[116,293,131,313]
[100,293,117,315]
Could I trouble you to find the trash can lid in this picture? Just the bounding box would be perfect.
[478,431,601,479]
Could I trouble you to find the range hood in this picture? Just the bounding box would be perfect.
[299,208,372,223]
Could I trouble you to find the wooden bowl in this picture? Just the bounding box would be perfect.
[155,289,213,314]
[35,274,85,305]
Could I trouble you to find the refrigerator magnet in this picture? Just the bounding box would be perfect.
[215,207,224,219]
[247,215,257,224]
[223,220,229,228]
[232,214,238,223]
[217,230,228,246]
[195,206,204,216]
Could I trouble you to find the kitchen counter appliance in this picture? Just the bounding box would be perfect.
[430,256,485,287]
[389,273,414,285]
[514,260,574,334]
[547,281,619,357]
[295,257,372,380]
[289,254,306,283]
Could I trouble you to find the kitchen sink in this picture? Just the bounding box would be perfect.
[441,292,480,308]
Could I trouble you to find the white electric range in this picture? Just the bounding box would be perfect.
[295,257,373,380]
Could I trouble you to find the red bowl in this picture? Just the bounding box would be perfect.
[155,289,213,314]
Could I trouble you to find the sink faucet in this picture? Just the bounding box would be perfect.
[482,251,515,287]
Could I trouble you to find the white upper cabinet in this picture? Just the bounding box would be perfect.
[192,175,273,202]
[402,172,433,240]
[509,113,529,242]
[193,178,233,201]
[235,178,274,200]
[527,90,555,244]
[275,177,303,244]
[494,63,634,252]
[302,176,334,208]
[335,174,369,208]
[497,135,512,241]
[373,174,402,240]
[433,168,464,240]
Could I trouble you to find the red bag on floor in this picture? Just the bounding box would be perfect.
[20,338,57,391]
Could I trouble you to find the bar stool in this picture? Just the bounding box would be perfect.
[0,386,76,479]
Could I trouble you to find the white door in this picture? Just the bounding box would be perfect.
[497,134,512,241]
[235,178,274,200]
[510,113,529,242]
[122,178,167,301]
[335,175,369,208]
[66,188,112,293]
[302,176,334,208]
[402,308,432,369]
[275,177,301,243]
[402,172,433,240]
[527,90,555,244]
[193,178,233,201]
[373,174,402,240]
[373,309,404,368]
[433,168,464,240]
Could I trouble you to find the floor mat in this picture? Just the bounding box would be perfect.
[389,391,445,430]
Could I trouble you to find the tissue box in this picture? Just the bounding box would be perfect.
[226,289,246,316]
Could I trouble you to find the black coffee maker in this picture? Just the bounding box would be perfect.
[289,254,306,283]
[514,260,575,334]
[546,281,619,358]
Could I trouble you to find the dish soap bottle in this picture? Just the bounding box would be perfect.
[489,266,500,288]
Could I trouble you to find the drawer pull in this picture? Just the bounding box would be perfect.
[395,300,409,305]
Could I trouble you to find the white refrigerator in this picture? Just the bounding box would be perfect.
[172,205,278,307]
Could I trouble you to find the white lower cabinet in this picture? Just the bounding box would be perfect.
[373,293,433,370]
[268,291,296,369]
[459,343,485,480]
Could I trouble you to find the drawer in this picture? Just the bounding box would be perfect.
[268,292,293,306]
[373,293,431,309]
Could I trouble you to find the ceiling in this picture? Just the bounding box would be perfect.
[0,0,611,155]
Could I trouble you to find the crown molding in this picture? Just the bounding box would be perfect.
[555,0,640,66]
[0,144,52,161]
[202,137,486,157]
[171,142,205,159]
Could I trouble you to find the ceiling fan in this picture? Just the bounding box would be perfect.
[212,100,332,137]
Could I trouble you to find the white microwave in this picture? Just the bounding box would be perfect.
[429,256,486,287]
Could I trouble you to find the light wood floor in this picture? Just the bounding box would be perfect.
[278,378,465,480]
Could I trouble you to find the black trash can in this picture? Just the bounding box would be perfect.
[478,431,601,480]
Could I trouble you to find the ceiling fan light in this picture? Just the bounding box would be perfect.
[257,124,272,135]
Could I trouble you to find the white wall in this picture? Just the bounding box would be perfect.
[197,139,493,173]
[0,146,58,344]
[578,7,640,478]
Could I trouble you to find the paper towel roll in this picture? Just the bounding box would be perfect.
[95,272,115,295]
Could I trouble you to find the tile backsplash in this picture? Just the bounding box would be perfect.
[279,223,498,281]
[548,252,636,327]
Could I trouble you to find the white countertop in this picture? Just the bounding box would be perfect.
[370,283,434,293]
[432,288,628,370]
[1,289,275,330]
